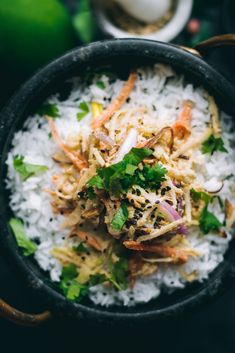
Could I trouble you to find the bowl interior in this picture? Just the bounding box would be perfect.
[0,40,235,321]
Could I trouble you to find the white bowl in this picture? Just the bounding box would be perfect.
[92,0,193,42]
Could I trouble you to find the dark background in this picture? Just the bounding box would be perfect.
[1,1,235,352]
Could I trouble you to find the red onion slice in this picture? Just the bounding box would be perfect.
[158,201,187,235]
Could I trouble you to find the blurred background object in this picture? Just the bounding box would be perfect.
[115,0,172,23]
[73,0,97,43]
[0,0,76,76]
[0,0,231,107]
[91,0,193,42]
[0,0,76,105]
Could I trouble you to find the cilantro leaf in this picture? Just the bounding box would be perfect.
[125,164,137,175]
[73,242,88,253]
[87,175,104,189]
[89,274,107,286]
[97,148,152,194]
[225,174,233,180]
[142,164,167,185]
[122,148,152,165]
[77,101,90,121]
[190,188,211,204]
[111,203,129,231]
[109,258,129,291]
[79,101,89,112]
[66,280,88,301]
[201,135,228,155]
[77,113,87,121]
[199,206,222,234]
[86,187,96,200]
[13,155,48,181]
[37,103,59,118]
[96,81,106,90]
[86,148,168,195]
[9,218,37,256]
[59,264,88,301]
[61,264,77,281]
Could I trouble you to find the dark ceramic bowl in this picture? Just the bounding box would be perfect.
[1,38,235,326]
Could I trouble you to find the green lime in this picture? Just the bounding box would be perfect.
[0,0,76,75]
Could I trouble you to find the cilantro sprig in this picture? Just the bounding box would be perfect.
[59,256,129,301]
[37,103,59,118]
[59,264,88,301]
[13,155,48,181]
[73,242,88,253]
[201,135,228,155]
[199,207,223,234]
[89,258,128,291]
[109,258,129,291]
[96,81,106,90]
[9,218,37,256]
[111,203,129,231]
[87,148,167,195]
[77,101,90,121]
[190,188,223,234]
[190,188,212,204]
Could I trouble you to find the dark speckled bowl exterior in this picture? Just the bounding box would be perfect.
[1,39,235,325]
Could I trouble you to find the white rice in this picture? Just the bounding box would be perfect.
[6,64,235,306]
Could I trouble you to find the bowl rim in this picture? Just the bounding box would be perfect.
[0,38,235,322]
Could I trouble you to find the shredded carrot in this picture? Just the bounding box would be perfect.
[71,229,104,252]
[172,100,195,139]
[92,70,137,129]
[42,188,56,196]
[123,240,190,264]
[51,175,59,183]
[99,141,108,150]
[47,117,88,171]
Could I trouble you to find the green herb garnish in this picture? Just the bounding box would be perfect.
[96,81,106,90]
[9,218,37,256]
[87,148,167,195]
[89,274,107,286]
[140,164,167,187]
[125,164,137,175]
[59,264,88,301]
[66,281,88,301]
[37,103,59,118]
[77,101,90,121]
[224,174,233,180]
[190,188,211,204]
[87,175,104,189]
[61,264,77,282]
[73,242,88,253]
[111,203,129,231]
[201,135,228,155]
[86,187,96,200]
[190,188,223,234]
[199,206,223,234]
[13,155,48,181]
[109,258,129,291]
